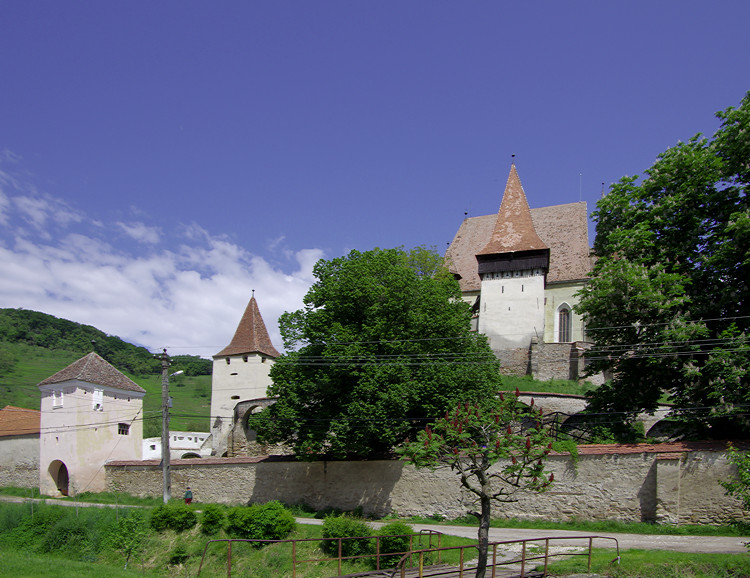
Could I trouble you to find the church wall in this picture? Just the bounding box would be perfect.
[478,273,545,350]
[543,281,586,344]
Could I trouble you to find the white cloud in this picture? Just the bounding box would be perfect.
[0,230,317,357]
[0,161,319,358]
[117,221,162,244]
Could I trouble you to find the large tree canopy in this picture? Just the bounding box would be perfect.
[577,92,750,438]
[250,247,502,458]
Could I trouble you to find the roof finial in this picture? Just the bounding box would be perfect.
[252,289,255,298]
[511,153,515,166]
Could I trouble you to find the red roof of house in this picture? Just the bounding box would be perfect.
[477,164,549,256]
[0,405,40,437]
[37,352,146,393]
[214,295,281,358]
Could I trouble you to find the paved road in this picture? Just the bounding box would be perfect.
[296,517,749,554]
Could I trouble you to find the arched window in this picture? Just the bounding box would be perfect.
[558,306,571,343]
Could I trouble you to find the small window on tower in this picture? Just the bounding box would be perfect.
[243,356,248,362]
[118,423,130,436]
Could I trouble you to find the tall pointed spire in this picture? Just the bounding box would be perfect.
[477,164,548,255]
[215,295,280,358]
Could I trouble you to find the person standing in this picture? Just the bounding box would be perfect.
[184,486,193,504]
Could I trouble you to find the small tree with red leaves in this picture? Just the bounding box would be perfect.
[398,390,554,578]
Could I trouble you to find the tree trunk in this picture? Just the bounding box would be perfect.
[474,493,491,578]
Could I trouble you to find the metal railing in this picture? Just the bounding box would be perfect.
[394,535,621,577]
[197,530,443,577]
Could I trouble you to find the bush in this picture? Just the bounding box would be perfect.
[200,504,225,535]
[320,515,373,560]
[225,501,296,542]
[150,503,197,532]
[375,521,414,568]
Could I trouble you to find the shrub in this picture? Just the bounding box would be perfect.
[150,503,197,532]
[225,501,296,542]
[375,521,414,568]
[320,515,373,560]
[200,504,225,535]
[168,543,190,566]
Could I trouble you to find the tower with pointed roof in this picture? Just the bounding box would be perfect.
[446,163,592,378]
[37,352,145,496]
[210,293,280,455]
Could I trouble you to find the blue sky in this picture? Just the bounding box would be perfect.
[0,1,747,357]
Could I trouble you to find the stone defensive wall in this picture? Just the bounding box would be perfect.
[107,441,748,525]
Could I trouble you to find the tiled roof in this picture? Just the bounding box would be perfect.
[477,164,548,255]
[559,440,746,456]
[214,295,281,358]
[37,352,146,393]
[446,168,591,292]
[0,405,40,437]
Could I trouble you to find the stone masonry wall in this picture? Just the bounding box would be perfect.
[106,443,747,525]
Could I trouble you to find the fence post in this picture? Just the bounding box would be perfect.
[338,538,342,576]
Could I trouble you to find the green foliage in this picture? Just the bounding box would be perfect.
[168,542,190,565]
[399,393,555,502]
[149,503,197,533]
[399,392,555,578]
[375,521,414,568]
[720,444,750,532]
[199,503,226,535]
[249,247,502,458]
[170,354,212,376]
[0,308,160,375]
[576,92,750,438]
[225,501,296,542]
[320,514,373,559]
[106,511,149,569]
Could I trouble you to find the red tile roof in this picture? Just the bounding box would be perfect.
[477,164,548,256]
[0,405,40,437]
[214,295,281,358]
[446,166,591,292]
[37,352,146,393]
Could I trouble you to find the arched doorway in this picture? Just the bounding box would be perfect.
[47,460,69,496]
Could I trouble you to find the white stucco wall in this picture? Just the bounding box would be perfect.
[210,353,274,452]
[478,271,546,350]
[143,431,211,460]
[39,380,144,496]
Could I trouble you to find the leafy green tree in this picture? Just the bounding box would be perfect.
[399,393,554,578]
[576,92,750,438]
[249,247,502,458]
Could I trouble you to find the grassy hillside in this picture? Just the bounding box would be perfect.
[0,309,213,433]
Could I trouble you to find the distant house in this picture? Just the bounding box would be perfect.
[446,164,593,380]
[38,352,145,496]
[210,293,280,457]
[143,430,211,460]
[0,405,40,488]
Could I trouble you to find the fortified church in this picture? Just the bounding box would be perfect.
[445,163,593,379]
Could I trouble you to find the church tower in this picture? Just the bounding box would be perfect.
[210,293,280,453]
[476,164,549,350]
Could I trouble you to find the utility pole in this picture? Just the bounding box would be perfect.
[158,349,171,503]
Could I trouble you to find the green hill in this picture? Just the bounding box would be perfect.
[0,308,212,434]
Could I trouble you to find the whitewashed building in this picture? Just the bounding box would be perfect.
[38,352,145,496]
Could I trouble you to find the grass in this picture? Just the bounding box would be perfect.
[0,342,211,432]
[0,550,163,577]
[542,548,750,577]
[404,513,747,538]
[501,374,597,396]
